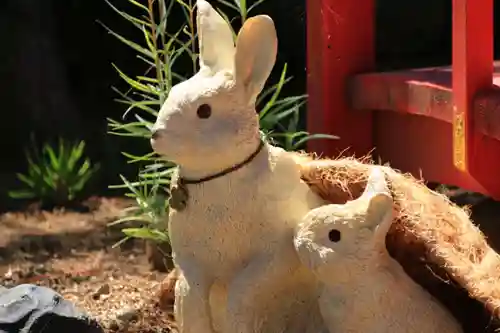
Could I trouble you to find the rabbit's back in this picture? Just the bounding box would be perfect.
[321,268,462,332]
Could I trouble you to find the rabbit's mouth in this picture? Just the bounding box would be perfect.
[149,136,161,153]
[151,128,162,141]
[150,127,168,153]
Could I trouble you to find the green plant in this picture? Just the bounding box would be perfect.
[9,138,100,207]
[109,168,173,245]
[103,0,337,245]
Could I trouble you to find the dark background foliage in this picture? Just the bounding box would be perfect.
[0,0,498,210]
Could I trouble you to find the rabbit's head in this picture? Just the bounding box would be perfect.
[151,0,277,176]
[294,168,394,280]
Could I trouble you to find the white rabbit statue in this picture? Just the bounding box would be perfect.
[294,167,463,333]
[150,1,328,332]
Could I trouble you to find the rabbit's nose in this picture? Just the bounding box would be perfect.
[151,129,162,140]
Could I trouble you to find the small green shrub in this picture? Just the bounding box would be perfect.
[9,138,100,208]
[109,170,172,245]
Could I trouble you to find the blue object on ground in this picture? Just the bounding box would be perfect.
[0,284,103,333]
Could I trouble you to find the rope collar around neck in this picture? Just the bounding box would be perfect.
[170,139,266,211]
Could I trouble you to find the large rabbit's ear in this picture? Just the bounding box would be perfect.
[196,0,235,73]
[234,15,277,104]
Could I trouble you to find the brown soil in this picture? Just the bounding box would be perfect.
[0,197,176,333]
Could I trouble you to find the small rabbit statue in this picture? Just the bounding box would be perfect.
[294,167,463,333]
[151,1,327,333]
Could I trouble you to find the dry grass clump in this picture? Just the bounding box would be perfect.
[297,153,500,332]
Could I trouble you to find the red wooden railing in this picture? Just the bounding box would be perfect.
[306,0,375,158]
[307,0,500,199]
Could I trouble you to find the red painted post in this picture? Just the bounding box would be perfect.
[306,0,375,158]
[452,0,493,171]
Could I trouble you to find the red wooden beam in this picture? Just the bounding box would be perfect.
[452,0,493,172]
[349,66,453,123]
[349,63,500,142]
[306,0,375,158]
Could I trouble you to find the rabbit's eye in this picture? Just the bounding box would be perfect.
[197,104,212,119]
[328,229,341,243]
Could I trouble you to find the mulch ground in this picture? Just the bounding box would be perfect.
[0,197,176,333]
[1,190,500,333]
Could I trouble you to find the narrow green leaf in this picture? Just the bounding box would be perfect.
[119,175,142,197]
[67,141,85,171]
[107,131,150,138]
[139,168,175,179]
[122,227,169,242]
[175,0,192,11]
[121,151,158,163]
[157,0,172,38]
[134,114,154,129]
[248,0,267,13]
[42,173,57,190]
[292,133,339,150]
[109,178,170,189]
[111,236,132,249]
[136,55,156,67]
[77,159,91,177]
[102,0,150,27]
[142,25,157,54]
[127,0,149,12]
[43,145,60,172]
[257,76,293,107]
[16,173,35,187]
[108,215,148,226]
[123,100,159,118]
[99,22,154,58]
[113,64,158,94]
[230,0,246,18]
[259,64,289,119]
[137,75,159,83]
[8,190,36,199]
[217,0,240,12]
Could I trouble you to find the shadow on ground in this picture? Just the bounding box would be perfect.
[0,197,138,266]
[0,226,137,265]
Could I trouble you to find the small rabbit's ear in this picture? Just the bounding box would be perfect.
[234,15,277,104]
[196,0,235,73]
[365,193,393,230]
[358,168,393,232]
